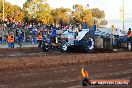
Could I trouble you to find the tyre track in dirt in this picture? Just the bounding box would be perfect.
[0,48,132,88]
[0,59,131,88]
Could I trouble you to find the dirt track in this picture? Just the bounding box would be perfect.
[0,48,131,88]
[0,50,132,71]
[0,59,131,88]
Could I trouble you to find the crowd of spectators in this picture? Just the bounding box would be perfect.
[0,19,79,48]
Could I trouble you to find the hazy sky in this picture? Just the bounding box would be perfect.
[5,0,132,28]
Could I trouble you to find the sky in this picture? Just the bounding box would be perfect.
[5,0,132,28]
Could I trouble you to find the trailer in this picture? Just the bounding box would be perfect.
[94,27,132,51]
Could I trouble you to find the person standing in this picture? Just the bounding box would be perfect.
[128,28,132,37]
[79,24,82,31]
[7,34,11,48]
[51,27,57,43]
[82,21,88,29]
[127,28,132,51]
[18,34,23,48]
[37,32,43,48]
[0,35,2,44]
[10,34,15,48]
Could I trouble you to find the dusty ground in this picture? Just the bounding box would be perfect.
[0,48,131,88]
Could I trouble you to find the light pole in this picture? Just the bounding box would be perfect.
[122,0,125,30]
[2,0,5,43]
[120,0,125,30]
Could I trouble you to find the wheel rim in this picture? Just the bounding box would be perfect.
[87,38,94,50]
[46,47,49,50]
[128,43,131,51]
[62,44,67,51]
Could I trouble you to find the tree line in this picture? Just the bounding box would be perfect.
[0,0,107,28]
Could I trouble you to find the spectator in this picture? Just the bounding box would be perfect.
[18,34,23,48]
[7,34,11,48]
[0,36,2,44]
[37,32,43,48]
[10,33,15,48]
[82,22,88,29]
[127,28,132,37]
[50,27,57,44]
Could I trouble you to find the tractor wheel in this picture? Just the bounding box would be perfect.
[85,38,95,53]
[61,42,68,52]
[128,42,132,51]
[42,45,49,52]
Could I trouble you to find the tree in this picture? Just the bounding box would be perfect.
[51,8,71,25]
[99,19,107,26]
[72,5,107,28]
[0,0,24,22]
[92,8,105,19]
[36,3,53,24]
[72,4,94,28]
[72,4,84,23]
[0,0,107,27]
[91,8,107,27]
[0,0,2,13]
[83,9,94,28]
[12,5,24,22]
[23,0,53,24]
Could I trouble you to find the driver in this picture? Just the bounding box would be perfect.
[128,28,132,37]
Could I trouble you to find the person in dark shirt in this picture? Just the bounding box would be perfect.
[0,36,2,44]
[18,34,23,48]
[82,22,88,29]
[127,28,131,35]
[127,28,132,37]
